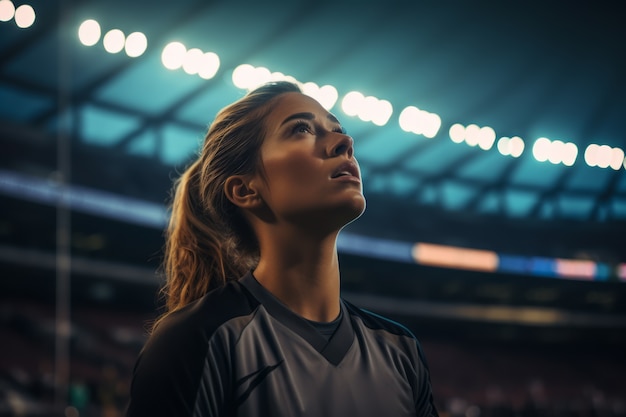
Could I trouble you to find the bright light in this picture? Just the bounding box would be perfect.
[182,48,203,75]
[125,31,147,57]
[561,142,578,166]
[532,137,551,162]
[477,126,496,150]
[547,140,565,164]
[0,0,15,22]
[585,144,625,170]
[316,84,340,110]
[498,136,525,157]
[302,82,338,110]
[14,3,35,28]
[249,66,271,89]
[509,136,525,157]
[449,123,465,143]
[161,42,186,70]
[341,91,364,117]
[400,106,440,138]
[232,64,256,88]
[533,137,578,165]
[78,19,101,46]
[232,64,295,89]
[198,52,220,79]
[371,99,393,126]
[103,29,125,53]
[464,124,480,147]
[269,71,295,83]
[612,148,625,170]
[340,92,394,126]
[360,95,378,123]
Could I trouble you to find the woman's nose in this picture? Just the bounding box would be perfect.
[329,134,354,158]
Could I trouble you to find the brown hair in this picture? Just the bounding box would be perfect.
[155,81,302,328]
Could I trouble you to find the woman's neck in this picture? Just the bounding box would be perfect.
[253,229,341,322]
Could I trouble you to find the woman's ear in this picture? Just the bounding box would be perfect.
[224,175,263,209]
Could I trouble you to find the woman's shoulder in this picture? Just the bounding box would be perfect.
[149,278,260,349]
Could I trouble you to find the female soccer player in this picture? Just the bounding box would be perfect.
[126,81,438,417]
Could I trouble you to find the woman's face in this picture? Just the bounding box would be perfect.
[254,92,366,229]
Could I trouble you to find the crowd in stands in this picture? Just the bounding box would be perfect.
[1,299,624,417]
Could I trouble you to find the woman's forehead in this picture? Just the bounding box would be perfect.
[269,92,332,121]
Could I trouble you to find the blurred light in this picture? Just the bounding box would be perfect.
[360,96,375,122]
[400,106,441,138]
[533,137,578,166]
[547,140,565,164]
[464,124,480,147]
[268,71,296,84]
[341,91,364,117]
[555,259,596,280]
[232,64,256,88]
[302,82,339,110]
[78,19,101,46]
[372,99,393,126]
[532,137,551,162]
[232,66,271,90]
[103,29,125,53]
[412,242,498,272]
[124,31,147,57]
[161,41,186,70]
[448,123,465,143]
[182,47,203,74]
[231,64,284,89]
[249,66,271,89]
[198,51,220,79]
[584,143,625,170]
[509,136,525,157]
[561,142,578,166]
[340,91,393,126]
[477,126,496,150]
[608,146,622,170]
[497,136,525,157]
[14,3,35,28]
[0,0,15,22]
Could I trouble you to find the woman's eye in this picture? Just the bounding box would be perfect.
[292,121,313,134]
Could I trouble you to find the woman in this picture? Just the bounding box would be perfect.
[126,81,438,417]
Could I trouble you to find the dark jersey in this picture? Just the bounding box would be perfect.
[127,272,438,417]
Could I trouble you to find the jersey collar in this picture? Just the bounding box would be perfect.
[240,271,354,366]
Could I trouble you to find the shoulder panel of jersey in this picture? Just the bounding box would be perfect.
[342,298,417,339]
[127,278,260,417]
[342,298,434,369]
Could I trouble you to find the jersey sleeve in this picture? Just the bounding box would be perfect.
[413,341,439,417]
[125,310,231,417]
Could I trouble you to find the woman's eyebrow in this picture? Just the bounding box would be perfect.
[281,112,341,126]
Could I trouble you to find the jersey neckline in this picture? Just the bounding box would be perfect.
[239,272,354,366]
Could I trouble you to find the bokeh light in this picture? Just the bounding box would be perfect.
[14,3,35,28]
[124,32,148,57]
[0,0,15,22]
[103,29,125,53]
[78,19,101,46]
[161,42,187,70]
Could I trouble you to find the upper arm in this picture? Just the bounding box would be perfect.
[126,325,231,417]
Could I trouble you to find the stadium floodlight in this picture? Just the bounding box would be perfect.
[162,42,187,70]
[103,29,125,54]
[78,19,101,46]
[14,3,35,28]
[0,0,16,22]
[125,32,148,58]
